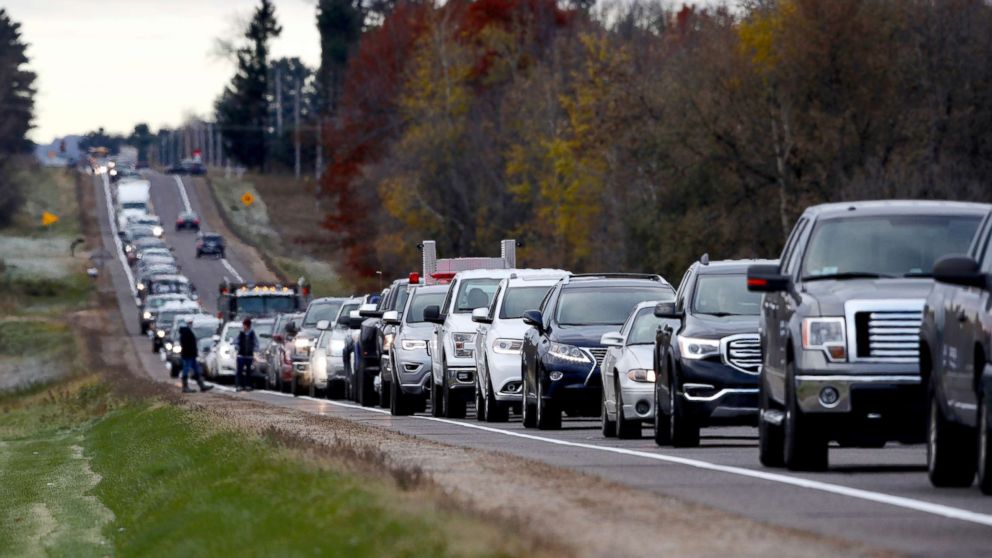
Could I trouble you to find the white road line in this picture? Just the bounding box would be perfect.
[221,258,244,282]
[100,173,136,294]
[238,387,992,528]
[173,175,192,213]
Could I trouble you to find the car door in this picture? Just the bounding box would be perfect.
[766,217,809,403]
[475,284,502,388]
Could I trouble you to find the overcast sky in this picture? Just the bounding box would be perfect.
[7,0,321,143]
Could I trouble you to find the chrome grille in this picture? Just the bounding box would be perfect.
[857,310,922,363]
[587,348,608,367]
[723,335,761,374]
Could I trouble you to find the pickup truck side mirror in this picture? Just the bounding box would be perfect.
[747,264,791,292]
[521,310,543,332]
[382,311,401,325]
[471,307,492,324]
[423,305,444,324]
[654,302,681,319]
[600,332,624,347]
[359,303,383,318]
[933,255,987,289]
[316,319,330,331]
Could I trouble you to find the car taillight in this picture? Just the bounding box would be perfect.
[194,219,200,225]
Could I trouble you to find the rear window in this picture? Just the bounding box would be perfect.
[556,286,674,326]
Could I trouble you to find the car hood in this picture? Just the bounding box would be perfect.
[682,314,759,340]
[491,318,531,339]
[296,327,321,342]
[197,339,213,352]
[443,313,476,335]
[399,322,434,341]
[550,324,620,347]
[623,344,654,369]
[802,278,933,316]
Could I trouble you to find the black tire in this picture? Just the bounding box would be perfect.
[601,383,616,438]
[475,378,487,422]
[536,376,561,430]
[483,375,509,423]
[521,378,536,428]
[653,382,671,446]
[430,381,445,417]
[357,363,376,407]
[784,378,828,471]
[758,381,785,467]
[389,372,412,416]
[308,378,316,398]
[927,395,975,487]
[327,381,345,400]
[378,378,391,409]
[291,374,299,397]
[616,377,642,439]
[670,376,700,448]
[443,378,466,419]
[979,391,992,495]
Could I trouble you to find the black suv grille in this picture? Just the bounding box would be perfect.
[723,335,761,374]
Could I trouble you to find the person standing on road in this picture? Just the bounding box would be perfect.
[179,317,213,394]
[235,317,258,392]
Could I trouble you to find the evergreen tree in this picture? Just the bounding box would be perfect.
[216,0,282,170]
[316,0,363,115]
[0,8,35,227]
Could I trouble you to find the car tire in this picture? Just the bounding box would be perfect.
[291,374,300,397]
[653,380,672,446]
[308,379,316,398]
[978,391,992,495]
[357,363,376,407]
[536,376,561,430]
[521,378,536,428]
[483,375,509,423]
[327,381,345,400]
[378,379,391,409]
[670,375,700,448]
[475,377,487,422]
[758,381,785,467]
[616,376,642,439]
[783,374,828,471]
[430,381,445,418]
[927,394,975,487]
[443,378,466,419]
[389,372,411,416]
[601,383,616,437]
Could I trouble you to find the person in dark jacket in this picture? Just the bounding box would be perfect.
[179,317,212,393]
[235,317,258,392]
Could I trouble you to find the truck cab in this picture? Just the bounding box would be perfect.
[216,281,310,322]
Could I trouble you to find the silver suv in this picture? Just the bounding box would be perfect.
[383,285,448,415]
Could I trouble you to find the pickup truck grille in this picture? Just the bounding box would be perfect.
[854,309,922,363]
[723,335,761,374]
[587,348,608,367]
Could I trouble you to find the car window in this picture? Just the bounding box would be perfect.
[224,326,240,341]
[454,279,501,313]
[556,286,675,326]
[406,292,446,323]
[336,303,359,327]
[692,274,762,316]
[303,301,343,327]
[499,286,554,319]
[780,218,809,276]
[627,307,668,345]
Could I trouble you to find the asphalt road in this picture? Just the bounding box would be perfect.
[94,171,992,556]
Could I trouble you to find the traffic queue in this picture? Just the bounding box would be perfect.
[113,172,992,496]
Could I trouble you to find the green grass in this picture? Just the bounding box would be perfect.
[8,167,81,237]
[0,320,73,357]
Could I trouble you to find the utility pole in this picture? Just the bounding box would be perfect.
[294,75,301,180]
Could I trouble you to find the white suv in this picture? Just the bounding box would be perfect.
[471,272,568,422]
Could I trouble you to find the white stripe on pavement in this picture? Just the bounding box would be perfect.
[173,175,192,213]
[221,258,244,283]
[100,173,136,294]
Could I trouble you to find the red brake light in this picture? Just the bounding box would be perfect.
[194,219,200,225]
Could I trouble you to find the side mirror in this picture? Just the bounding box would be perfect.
[471,307,492,324]
[212,334,220,342]
[934,255,987,289]
[522,310,543,331]
[600,332,624,347]
[423,305,444,324]
[347,310,365,329]
[654,302,681,319]
[316,319,330,330]
[747,264,791,292]
[359,303,382,318]
[383,311,400,325]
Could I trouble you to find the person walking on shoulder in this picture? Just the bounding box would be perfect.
[235,318,258,392]
[179,317,213,393]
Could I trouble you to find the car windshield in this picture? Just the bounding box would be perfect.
[236,295,297,316]
[303,301,343,327]
[692,274,761,316]
[627,307,668,345]
[254,321,274,337]
[407,292,446,323]
[157,309,195,327]
[556,286,674,326]
[500,286,554,319]
[801,215,981,279]
[147,296,185,309]
[193,325,217,338]
[454,279,501,313]
[150,281,188,295]
[335,303,359,327]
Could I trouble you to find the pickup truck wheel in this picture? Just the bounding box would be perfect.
[443,378,467,419]
[601,383,616,437]
[653,382,671,446]
[308,379,316,398]
[784,381,828,471]
[927,395,975,486]
[521,379,536,428]
[291,374,299,397]
[616,377,642,439]
[430,381,445,417]
[357,364,376,407]
[536,377,561,430]
[327,381,345,400]
[978,392,992,495]
[670,377,700,448]
[758,382,785,467]
[484,375,509,423]
[475,378,487,422]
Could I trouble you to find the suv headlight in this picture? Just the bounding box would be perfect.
[330,338,346,356]
[156,330,165,338]
[452,332,475,358]
[493,338,523,355]
[401,339,427,351]
[626,369,656,383]
[802,317,847,362]
[143,311,152,320]
[172,345,182,354]
[382,333,395,352]
[677,336,719,360]
[294,338,312,356]
[549,342,591,364]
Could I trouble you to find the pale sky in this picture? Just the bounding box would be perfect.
[7,0,321,143]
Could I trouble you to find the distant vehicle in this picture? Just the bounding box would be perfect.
[205,321,241,382]
[151,300,201,353]
[140,293,193,335]
[175,211,200,231]
[165,314,219,377]
[166,159,206,176]
[920,209,992,493]
[291,297,347,397]
[195,232,226,259]
[748,200,988,471]
[127,214,163,237]
[250,318,276,386]
[216,281,310,322]
[311,298,363,400]
[115,180,151,229]
[135,265,180,294]
[384,285,447,415]
[269,313,305,393]
[129,237,169,267]
[142,274,195,304]
[651,258,774,446]
[519,274,675,430]
[355,277,421,407]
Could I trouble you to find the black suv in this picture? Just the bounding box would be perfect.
[748,200,988,471]
[355,278,417,407]
[654,258,776,447]
[521,274,675,429]
[920,209,992,493]
[196,233,226,258]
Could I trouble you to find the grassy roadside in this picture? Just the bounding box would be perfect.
[208,172,348,297]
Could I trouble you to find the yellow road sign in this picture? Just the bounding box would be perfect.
[241,192,255,207]
[41,211,59,226]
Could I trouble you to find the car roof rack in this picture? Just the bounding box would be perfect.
[563,273,667,284]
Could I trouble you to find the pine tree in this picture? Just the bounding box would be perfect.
[316,0,363,116]
[0,8,35,227]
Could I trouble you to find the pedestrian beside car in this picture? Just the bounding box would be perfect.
[179,317,213,394]
[236,318,258,392]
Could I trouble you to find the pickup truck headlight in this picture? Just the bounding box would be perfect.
[136,283,145,291]
[626,369,656,382]
[143,311,152,320]
[802,317,847,361]
[329,338,346,356]
[172,345,182,354]
[549,342,591,364]
[452,333,475,358]
[493,338,523,355]
[401,339,427,351]
[164,342,173,351]
[382,333,395,352]
[294,338,312,357]
[156,330,165,338]
[677,336,720,360]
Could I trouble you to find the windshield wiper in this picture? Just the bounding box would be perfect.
[698,312,744,317]
[903,272,932,278]
[801,272,893,282]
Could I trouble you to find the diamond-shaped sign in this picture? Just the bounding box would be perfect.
[41,211,59,226]
[241,192,255,207]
